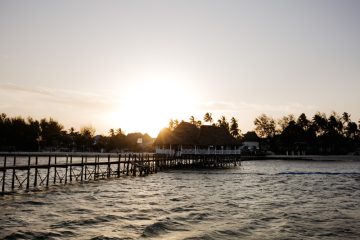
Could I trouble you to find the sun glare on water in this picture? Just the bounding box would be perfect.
[108,79,197,137]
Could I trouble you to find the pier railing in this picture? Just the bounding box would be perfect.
[0,153,241,194]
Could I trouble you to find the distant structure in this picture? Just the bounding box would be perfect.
[154,122,241,155]
[242,131,260,152]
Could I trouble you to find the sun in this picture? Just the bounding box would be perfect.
[108,79,197,137]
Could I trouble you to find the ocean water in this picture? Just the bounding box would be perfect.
[1,160,360,240]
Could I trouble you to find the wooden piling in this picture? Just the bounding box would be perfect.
[26,156,31,190]
[34,156,38,187]
[70,155,73,182]
[96,155,99,179]
[126,154,130,176]
[46,156,51,187]
[11,156,15,190]
[84,155,87,180]
[53,156,57,184]
[107,154,111,178]
[2,156,6,193]
[133,154,136,177]
[81,156,84,182]
[117,154,121,178]
[65,156,68,184]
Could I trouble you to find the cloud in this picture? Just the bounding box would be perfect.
[199,101,236,112]
[198,100,317,114]
[237,102,318,113]
[0,83,116,110]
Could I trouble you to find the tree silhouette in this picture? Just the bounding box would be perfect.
[78,126,96,151]
[296,113,310,131]
[39,118,64,150]
[346,122,358,139]
[328,112,343,135]
[217,116,230,132]
[109,128,115,137]
[230,117,240,138]
[0,111,359,154]
[278,114,295,133]
[189,116,196,125]
[168,119,179,131]
[203,112,213,125]
[279,120,306,153]
[189,116,201,128]
[312,112,328,136]
[254,114,276,138]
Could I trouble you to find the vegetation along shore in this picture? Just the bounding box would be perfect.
[0,111,359,155]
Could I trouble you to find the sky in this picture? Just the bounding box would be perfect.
[1,0,359,137]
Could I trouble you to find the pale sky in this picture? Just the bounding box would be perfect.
[1,0,359,137]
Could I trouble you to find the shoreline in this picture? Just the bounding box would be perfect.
[242,155,360,161]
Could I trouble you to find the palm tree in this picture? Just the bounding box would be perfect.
[328,112,343,134]
[116,128,123,136]
[312,112,327,136]
[109,128,115,137]
[168,119,179,131]
[168,119,174,131]
[230,117,240,138]
[203,112,213,125]
[296,113,310,131]
[189,116,196,125]
[346,122,358,139]
[341,112,351,136]
[217,116,230,131]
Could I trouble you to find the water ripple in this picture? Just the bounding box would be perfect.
[1,160,360,239]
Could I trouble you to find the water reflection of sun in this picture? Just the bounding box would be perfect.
[108,79,197,137]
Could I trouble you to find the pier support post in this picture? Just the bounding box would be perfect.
[2,156,6,193]
[34,156,38,187]
[81,156,84,182]
[46,156,51,187]
[12,156,16,190]
[53,156,57,184]
[126,154,130,176]
[117,154,121,177]
[84,156,87,180]
[26,156,31,190]
[70,156,73,182]
[65,156,68,184]
[107,154,111,178]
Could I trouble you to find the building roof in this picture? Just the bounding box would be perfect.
[197,125,238,145]
[154,122,239,146]
[242,131,260,142]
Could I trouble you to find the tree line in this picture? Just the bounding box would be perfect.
[0,113,153,152]
[169,111,360,154]
[1,111,359,154]
[253,112,360,154]
[169,112,241,138]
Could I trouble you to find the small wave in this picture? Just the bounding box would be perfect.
[65,207,93,214]
[183,233,216,240]
[142,219,188,237]
[51,214,121,228]
[4,230,62,240]
[90,236,131,240]
[21,200,48,206]
[188,212,210,221]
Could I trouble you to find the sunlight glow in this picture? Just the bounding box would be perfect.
[108,77,198,137]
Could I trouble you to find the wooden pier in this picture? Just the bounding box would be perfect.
[0,153,241,194]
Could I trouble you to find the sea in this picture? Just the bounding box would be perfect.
[1,159,360,240]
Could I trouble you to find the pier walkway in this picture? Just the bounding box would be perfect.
[0,153,241,194]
